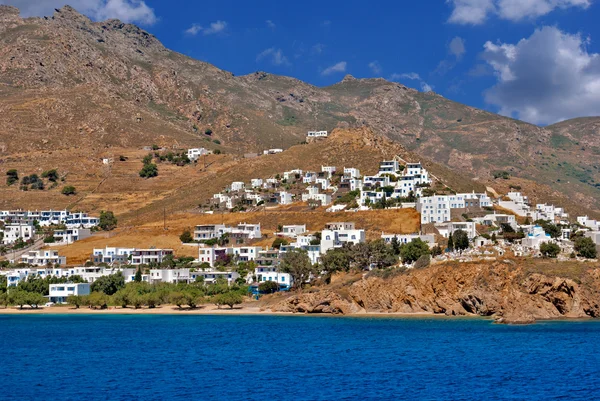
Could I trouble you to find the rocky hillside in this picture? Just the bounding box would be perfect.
[270,260,600,324]
[0,5,598,216]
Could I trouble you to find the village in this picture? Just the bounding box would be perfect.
[0,130,599,307]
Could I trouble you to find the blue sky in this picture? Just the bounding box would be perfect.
[4,0,600,125]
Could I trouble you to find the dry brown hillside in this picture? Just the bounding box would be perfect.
[0,5,598,217]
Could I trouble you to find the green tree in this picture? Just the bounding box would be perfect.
[491,232,497,244]
[280,249,316,289]
[91,272,125,295]
[453,229,470,251]
[41,169,59,182]
[447,233,454,251]
[88,292,109,309]
[134,268,142,283]
[320,248,351,274]
[258,281,279,294]
[390,236,401,256]
[6,169,18,186]
[213,149,222,155]
[272,237,289,249]
[180,229,193,243]
[26,292,46,308]
[139,163,158,178]
[170,292,187,309]
[98,210,118,231]
[67,295,84,308]
[0,292,8,308]
[574,237,597,259]
[214,291,243,309]
[431,245,443,257]
[369,239,397,269]
[205,129,213,136]
[61,185,76,196]
[540,242,561,258]
[400,239,430,264]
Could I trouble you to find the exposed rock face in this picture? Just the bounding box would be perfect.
[270,262,600,324]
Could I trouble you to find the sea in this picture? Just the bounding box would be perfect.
[1,315,599,401]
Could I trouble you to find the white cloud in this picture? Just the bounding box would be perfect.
[481,26,600,125]
[185,23,202,36]
[184,20,227,36]
[1,0,157,25]
[421,82,434,92]
[266,20,276,29]
[447,0,495,24]
[390,72,421,81]
[389,72,432,93]
[447,0,590,24]
[256,48,290,66]
[368,61,382,75]
[203,20,227,35]
[449,36,466,59]
[321,61,347,76]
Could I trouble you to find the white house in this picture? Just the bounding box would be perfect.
[578,216,600,231]
[279,225,307,238]
[48,283,91,304]
[307,130,328,138]
[149,268,191,284]
[417,196,451,224]
[381,233,435,246]
[130,249,174,265]
[2,224,34,245]
[435,222,477,239]
[20,250,66,266]
[191,270,240,285]
[251,178,264,188]
[343,168,361,179]
[263,148,283,155]
[321,223,365,253]
[301,187,332,205]
[521,225,552,250]
[53,228,91,244]
[378,160,400,175]
[64,212,99,229]
[92,247,135,265]
[194,224,228,241]
[230,182,245,191]
[279,192,295,205]
[187,148,208,161]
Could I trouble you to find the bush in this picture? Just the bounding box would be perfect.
[258,281,279,294]
[214,291,243,309]
[139,163,158,178]
[272,237,289,249]
[493,171,510,180]
[205,129,213,136]
[41,169,59,182]
[180,229,193,243]
[98,211,118,231]
[43,236,56,244]
[213,139,221,145]
[6,169,18,186]
[61,186,76,196]
[400,239,430,264]
[213,149,222,155]
[119,155,128,161]
[574,237,597,259]
[540,242,560,258]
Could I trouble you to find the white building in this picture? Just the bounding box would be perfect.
[251,178,263,188]
[278,225,307,238]
[64,212,100,229]
[417,196,451,224]
[435,221,477,239]
[191,270,240,285]
[321,166,337,177]
[53,228,91,244]
[578,216,600,231]
[20,250,66,266]
[92,247,135,265]
[2,224,34,245]
[187,148,208,161]
[321,223,365,253]
[378,160,400,175]
[263,148,283,155]
[343,168,361,179]
[381,233,435,246]
[149,268,191,284]
[307,130,328,138]
[230,182,245,191]
[130,249,174,265]
[473,213,517,230]
[522,226,553,250]
[279,191,295,205]
[584,231,600,246]
[301,187,332,206]
[48,283,91,304]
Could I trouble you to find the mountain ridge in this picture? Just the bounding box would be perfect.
[0,5,598,218]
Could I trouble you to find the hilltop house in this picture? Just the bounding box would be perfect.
[381,233,436,246]
[2,224,34,245]
[130,249,174,265]
[53,228,91,244]
[20,250,66,266]
[321,222,365,253]
[92,247,135,265]
[187,148,208,161]
[307,130,328,138]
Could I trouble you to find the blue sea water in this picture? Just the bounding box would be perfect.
[1,315,599,400]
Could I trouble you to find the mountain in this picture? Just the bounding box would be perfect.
[0,5,598,218]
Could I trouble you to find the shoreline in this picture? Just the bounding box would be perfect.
[0,305,596,324]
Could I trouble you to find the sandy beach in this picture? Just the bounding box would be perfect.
[0,303,442,318]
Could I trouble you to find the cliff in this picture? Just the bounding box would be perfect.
[270,260,600,324]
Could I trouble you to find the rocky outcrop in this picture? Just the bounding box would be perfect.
[270,261,600,324]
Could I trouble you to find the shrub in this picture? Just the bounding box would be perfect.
[41,169,59,182]
[6,169,18,186]
[258,281,279,294]
[205,129,212,136]
[540,242,560,258]
[98,211,118,231]
[61,186,76,196]
[272,237,289,249]
[574,237,597,259]
[139,163,158,178]
[213,149,222,155]
[180,229,193,243]
[213,139,221,145]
